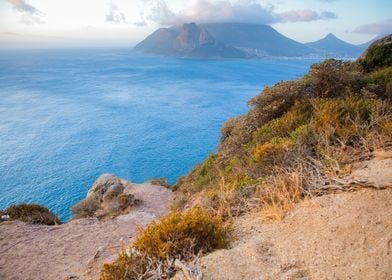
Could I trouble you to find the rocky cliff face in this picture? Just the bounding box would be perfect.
[173,23,215,52]
[134,23,246,58]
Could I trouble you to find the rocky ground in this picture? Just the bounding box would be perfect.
[0,182,173,280]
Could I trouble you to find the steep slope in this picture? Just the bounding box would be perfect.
[306,33,365,57]
[202,22,316,57]
[134,23,246,58]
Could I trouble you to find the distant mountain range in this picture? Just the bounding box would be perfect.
[134,22,375,59]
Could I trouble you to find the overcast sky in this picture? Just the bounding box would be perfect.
[0,0,391,48]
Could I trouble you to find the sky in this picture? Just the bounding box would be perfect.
[0,0,391,49]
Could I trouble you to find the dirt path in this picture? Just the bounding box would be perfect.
[196,158,392,280]
[0,183,173,280]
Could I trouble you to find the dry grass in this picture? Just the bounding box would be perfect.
[374,149,392,160]
[100,208,232,280]
[256,171,304,222]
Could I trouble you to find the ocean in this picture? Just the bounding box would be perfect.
[0,48,319,221]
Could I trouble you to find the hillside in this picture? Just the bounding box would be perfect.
[306,33,366,58]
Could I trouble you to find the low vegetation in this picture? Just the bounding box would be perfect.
[149,178,171,188]
[100,208,231,279]
[173,39,392,220]
[71,198,100,219]
[0,203,61,225]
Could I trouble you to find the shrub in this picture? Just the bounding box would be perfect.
[311,97,384,144]
[361,43,392,72]
[308,59,361,98]
[175,154,219,193]
[149,178,171,188]
[117,193,136,210]
[134,208,231,258]
[71,198,100,219]
[1,204,61,225]
[100,208,231,280]
[254,138,293,163]
[365,67,392,100]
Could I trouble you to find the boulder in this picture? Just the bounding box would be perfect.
[72,174,137,219]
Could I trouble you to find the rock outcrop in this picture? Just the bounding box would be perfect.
[72,174,137,219]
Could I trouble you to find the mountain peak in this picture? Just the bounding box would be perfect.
[325,33,337,39]
[306,32,365,57]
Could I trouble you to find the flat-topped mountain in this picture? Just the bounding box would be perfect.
[134,22,371,58]
[306,33,365,57]
[134,23,246,58]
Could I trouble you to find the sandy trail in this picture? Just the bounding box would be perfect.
[0,183,173,280]
[195,158,392,280]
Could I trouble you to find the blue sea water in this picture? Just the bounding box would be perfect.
[0,48,319,221]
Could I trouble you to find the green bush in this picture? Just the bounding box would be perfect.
[365,67,392,100]
[361,44,392,72]
[1,204,61,225]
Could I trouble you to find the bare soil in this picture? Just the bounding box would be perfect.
[0,183,173,280]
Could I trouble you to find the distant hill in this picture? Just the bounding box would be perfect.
[306,33,366,58]
[201,23,315,57]
[135,22,375,59]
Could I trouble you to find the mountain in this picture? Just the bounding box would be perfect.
[306,33,366,58]
[134,23,246,58]
[135,22,316,58]
[201,22,315,57]
[135,22,374,59]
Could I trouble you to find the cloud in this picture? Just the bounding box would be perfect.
[106,1,127,24]
[277,9,337,23]
[7,0,45,24]
[106,1,148,27]
[354,19,392,35]
[142,0,337,26]
[1,31,20,36]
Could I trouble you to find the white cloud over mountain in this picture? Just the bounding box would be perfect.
[142,0,337,26]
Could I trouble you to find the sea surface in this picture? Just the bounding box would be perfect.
[0,48,319,220]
